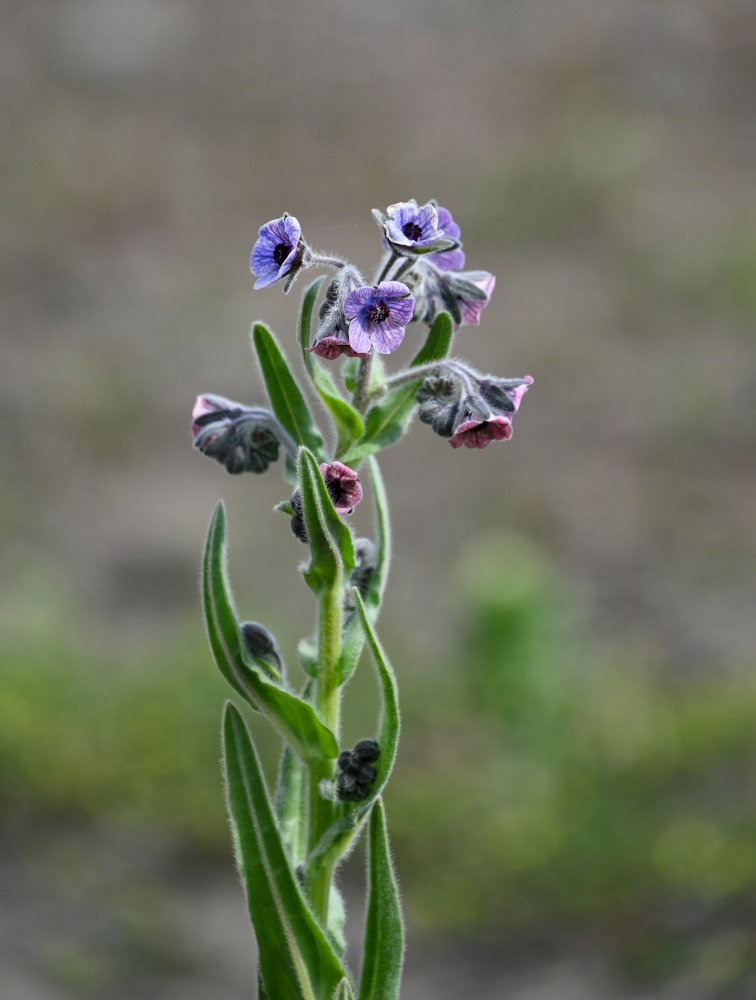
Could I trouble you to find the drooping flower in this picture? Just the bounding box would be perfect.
[455,271,496,327]
[249,213,304,290]
[448,376,533,449]
[319,461,362,514]
[343,281,414,354]
[373,199,457,257]
[478,375,533,414]
[191,394,282,474]
[449,414,514,449]
[306,324,368,360]
[427,206,465,271]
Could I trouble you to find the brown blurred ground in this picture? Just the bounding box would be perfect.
[1,0,755,997]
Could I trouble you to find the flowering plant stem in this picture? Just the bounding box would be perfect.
[192,201,532,1000]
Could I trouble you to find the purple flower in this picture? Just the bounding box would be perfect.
[449,414,514,449]
[456,272,495,327]
[306,324,368,360]
[191,394,282,474]
[249,213,304,290]
[385,200,443,250]
[319,461,363,514]
[428,206,465,271]
[343,281,414,354]
[374,200,457,257]
[448,376,533,449]
[479,375,533,414]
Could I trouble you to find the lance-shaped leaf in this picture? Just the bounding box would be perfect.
[203,501,338,761]
[338,456,391,685]
[306,590,400,874]
[358,799,404,1000]
[334,979,355,1000]
[298,448,355,595]
[253,322,326,462]
[275,744,309,866]
[340,311,453,465]
[298,277,364,456]
[223,703,350,1000]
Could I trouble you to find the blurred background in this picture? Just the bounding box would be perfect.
[2,0,755,996]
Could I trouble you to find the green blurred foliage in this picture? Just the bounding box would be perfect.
[2,533,755,988]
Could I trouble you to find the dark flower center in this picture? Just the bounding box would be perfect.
[273,242,291,266]
[402,221,423,242]
[366,300,390,324]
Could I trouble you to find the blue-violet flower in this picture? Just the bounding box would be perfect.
[427,205,465,271]
[249,213,304,290]
[343,281,414,354]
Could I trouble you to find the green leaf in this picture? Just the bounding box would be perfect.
[358,799,404,1000]
[334,979,355,1000]
[275,744,308,866]
[327,883,347,957]
[298,277,364,456]
[306,590,400,873]
[202,502,338,761]
[299,448,355,595]
[253,322,325,461]
[223,703,349,1000]
[340,312,453,464]
[338,456,391,685]
[297,635,319,679]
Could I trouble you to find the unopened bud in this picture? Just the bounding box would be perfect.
[416,376,461,438]
[288,489,308,544]
[353,738,380,763]
[239,621,282,678]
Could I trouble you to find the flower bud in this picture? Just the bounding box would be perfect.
[192,395,282,474]
[239,621,282,678]
[353,738,380,763]
[288,489,308,544]
[350,538,376,598]
[334,739,380,802]
[416,376,461,438]
[338,749,357,771]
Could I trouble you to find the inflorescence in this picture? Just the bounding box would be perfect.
[194,198,532,481]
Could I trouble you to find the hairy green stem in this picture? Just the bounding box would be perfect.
[306,576,344,925]
[352,353,374,414]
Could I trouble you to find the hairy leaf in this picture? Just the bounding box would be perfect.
[298,449,355,595]
[253,322,325,461]
[358,799,404,1000]
[223,703,349,1000]
[203,502,337,761]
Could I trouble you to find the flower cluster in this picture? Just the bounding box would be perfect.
[195,199,533,497]
[416,367,533,449]
[335,739,381,802]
